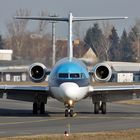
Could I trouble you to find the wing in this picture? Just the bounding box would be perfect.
[0,85,51,102]
[89,84,140,102]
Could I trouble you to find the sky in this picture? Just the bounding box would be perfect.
[0,0,140,38]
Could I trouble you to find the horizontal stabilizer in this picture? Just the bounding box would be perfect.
[14,16,69,22]
[73,16,128,21]
[14,14,128,22]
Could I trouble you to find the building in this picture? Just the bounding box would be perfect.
[106,61,140,82]
[0,50,13,61]
[0,66,29,82]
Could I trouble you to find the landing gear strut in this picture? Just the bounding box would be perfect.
[65,100,74,117]
[94,101,106,114]
[33,102,45,115]
[100,102,106,114]
[33,95,47,115]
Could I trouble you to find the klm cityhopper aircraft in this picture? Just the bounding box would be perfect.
[0,13,140,117]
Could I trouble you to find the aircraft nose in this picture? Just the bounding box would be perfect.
[60,82,79,100]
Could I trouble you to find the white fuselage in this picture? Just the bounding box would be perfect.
[50,82,89,102]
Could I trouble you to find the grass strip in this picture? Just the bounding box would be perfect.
[0,129,140,140]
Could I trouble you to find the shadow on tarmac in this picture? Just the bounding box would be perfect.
[0,108,140,117]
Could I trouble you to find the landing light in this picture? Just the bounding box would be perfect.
[68,100,73,106]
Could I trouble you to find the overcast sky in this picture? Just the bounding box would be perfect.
[0,0,140,38]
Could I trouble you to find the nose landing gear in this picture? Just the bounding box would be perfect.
[65,100,74,117]
[65,108,73,117]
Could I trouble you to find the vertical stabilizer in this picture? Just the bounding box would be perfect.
[68,13,73,61]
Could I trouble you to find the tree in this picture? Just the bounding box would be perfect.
[128,25,139,42]
[120,29,134,61]
[102,21,113,37]
[84,23,106,60]
[0,35,4,49]
[6,9,31,59]
[128,25,139,61]
[108,27,120,61]
[36,10,48,34]
[73,21,81,39]
[5,9,52,66]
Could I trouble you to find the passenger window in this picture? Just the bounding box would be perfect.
[70,73,80,78]
[58,73,68,78]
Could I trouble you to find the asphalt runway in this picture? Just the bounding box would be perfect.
[0,98,140,137]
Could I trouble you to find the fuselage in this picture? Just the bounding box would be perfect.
[48,57,90,103]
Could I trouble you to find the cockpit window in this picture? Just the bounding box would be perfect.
[58,73,68,78]
[58,73,85,79]
[70,73,80,78]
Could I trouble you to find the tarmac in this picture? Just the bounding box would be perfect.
[0,98,139,137]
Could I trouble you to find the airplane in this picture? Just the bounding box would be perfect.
[0,12,140,117]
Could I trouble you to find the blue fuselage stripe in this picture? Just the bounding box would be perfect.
[49,58,90,87]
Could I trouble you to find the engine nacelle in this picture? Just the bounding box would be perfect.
[29,63,47,83]
[92,63,112,82]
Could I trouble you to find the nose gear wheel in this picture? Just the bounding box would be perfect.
[65,103,74,117]
[65,109,73,117]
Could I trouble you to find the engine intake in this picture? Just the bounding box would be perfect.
[29,63,47,82]
[93,63,112,82]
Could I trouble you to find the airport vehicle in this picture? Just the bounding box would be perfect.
[0,13,140,117]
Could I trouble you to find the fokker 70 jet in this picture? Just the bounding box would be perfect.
[0,13,140,117]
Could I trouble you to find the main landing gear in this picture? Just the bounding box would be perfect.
[33,95,47,115]
[94,101,106,114]
[33,102,45,115]
[65,100,74,117]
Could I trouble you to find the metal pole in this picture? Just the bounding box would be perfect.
[137,33,140,62]
[138,35,140,61]
[52,22,56,66]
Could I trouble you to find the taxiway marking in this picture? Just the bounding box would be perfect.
[0,116,140,126]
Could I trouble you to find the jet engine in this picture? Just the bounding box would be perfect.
[92,63,112,82]
[29,63,47,82]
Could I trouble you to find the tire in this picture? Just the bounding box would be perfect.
[70,110,73,117]
[40,102,45,114]
[101,102,106,114]
[94,102,99,114]
[65,109,69,117]
[33,102,38,115]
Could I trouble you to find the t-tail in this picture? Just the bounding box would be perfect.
[15,13,128,61]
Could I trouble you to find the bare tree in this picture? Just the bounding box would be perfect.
[6,9,31,59]
[102,21,113,37]
[5,9,52,65]
[73,21,81,39]
[36,10,48,34]
[101,21,113,60]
